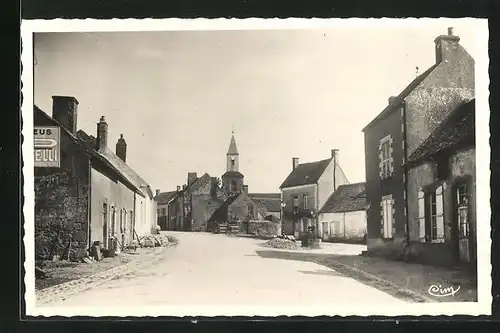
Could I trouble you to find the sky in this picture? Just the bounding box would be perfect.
[33,23,478,194]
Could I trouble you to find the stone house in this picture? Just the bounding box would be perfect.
[34,96,156,260]
[154,190,177,230]
[361,28,475,266]
[317,182,368,243]
[167,173,227,231]
[209,191,266,224]
[404,99,476,267]
[279,149,349,238]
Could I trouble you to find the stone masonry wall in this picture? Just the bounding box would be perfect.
[35,171,89,260]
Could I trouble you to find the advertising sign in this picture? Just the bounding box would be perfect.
[34,126,60,168]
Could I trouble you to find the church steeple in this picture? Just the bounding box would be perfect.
[222,131,244,195]
[226,132,239,172]
[227,132,239,155]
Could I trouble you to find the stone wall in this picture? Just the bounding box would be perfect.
[239,220,280,238]
[35,171,89,260]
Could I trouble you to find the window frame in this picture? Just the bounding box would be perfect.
[381,194,393,239]
[379,134,392,179]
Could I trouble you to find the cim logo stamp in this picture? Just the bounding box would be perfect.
[428,284,461,297]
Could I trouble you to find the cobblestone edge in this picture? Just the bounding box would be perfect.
[323,258,436,303]
[35,245,168,305]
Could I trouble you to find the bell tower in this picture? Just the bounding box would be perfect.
[222,131,244,195]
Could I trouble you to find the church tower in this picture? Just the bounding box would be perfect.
[222,132,244,195]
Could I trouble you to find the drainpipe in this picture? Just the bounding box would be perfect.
[87,158,92,253]
[402,102,410,244]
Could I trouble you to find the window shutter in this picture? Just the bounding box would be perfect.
[418,191,426,242]
[435,185,445,242]
[379,142,384,179]
[389,138,394,176]
[380,200,384,237]
[391,198,396,238]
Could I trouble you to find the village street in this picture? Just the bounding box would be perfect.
[40,232,406,309]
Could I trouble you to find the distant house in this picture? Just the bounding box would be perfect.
[248,193,282,221]
[154,190,177,230]
[404,99,476,266]
[318,182,368,243]
[167,173,227,231]
[209,191,266,225]
[361,28,475,266]
[279,149,349,238]
[34,96,156,260]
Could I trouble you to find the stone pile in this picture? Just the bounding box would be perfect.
[262,237,299,250]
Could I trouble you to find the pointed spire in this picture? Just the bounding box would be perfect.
[227,133,239,155]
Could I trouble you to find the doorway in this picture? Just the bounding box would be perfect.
[102,203,108,249]
[322,222,329,240]
[455,181,472,263]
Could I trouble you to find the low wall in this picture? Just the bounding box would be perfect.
[35,172,89,260]
[238,220,280,238]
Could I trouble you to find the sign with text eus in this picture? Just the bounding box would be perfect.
[34,126,60,168]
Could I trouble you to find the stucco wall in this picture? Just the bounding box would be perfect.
[281,184,317,235]
[90,167,135,248]
[364,105,405,253]
[405,87,475,156]
[318,210,367,242]
[317,159,349,211]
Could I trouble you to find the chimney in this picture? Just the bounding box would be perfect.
[292,157,300,170]
[155,189,160,197]
[331,149,339,163]
[52,96,79,135]
[434,27,460,64]
[243,185,249,194]
[115,134,127,162]
[182,185,187,190]
[187,172,197,185]
[331,149,339,191]
[176,185,181,192]
[388,96,397,105]
[97,116,108,152]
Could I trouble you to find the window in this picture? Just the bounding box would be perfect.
[418,185,445,243]
[230,180,237,193]
[380,195,394,239]
[457,183,469,238]
[379,135,394,179]
[303,195,309,209]
[332,221,341,236]
[292,196,299,208]
[157,209,161,217]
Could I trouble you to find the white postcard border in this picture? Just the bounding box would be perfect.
[21,18,491,317]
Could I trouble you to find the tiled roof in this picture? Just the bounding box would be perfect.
[248,193,280,199]
[34,107,145,195]
[319,182,367,213]
[280,158,331,189]
[222,171,244,179]
[154,191,177,204]
[77,130,150,197]
[362,64,438,132]
[407,99,475,167]
[252,197,281,212]
[210,193,242,220]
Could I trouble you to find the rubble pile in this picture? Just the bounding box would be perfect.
[262,237,298,250]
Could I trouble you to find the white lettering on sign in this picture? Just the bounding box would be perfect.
[34,126,61,168]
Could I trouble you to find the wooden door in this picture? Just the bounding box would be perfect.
[456,183,471,262]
